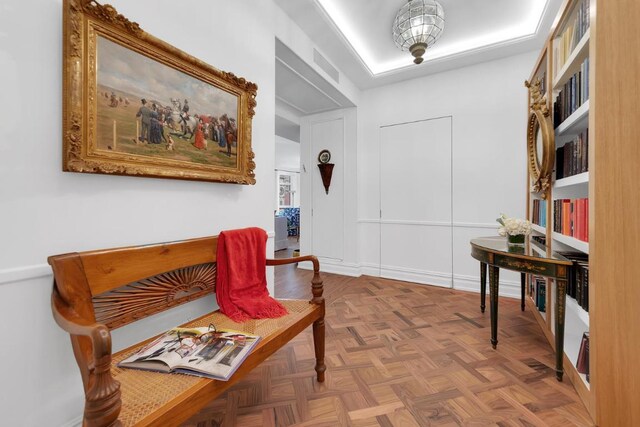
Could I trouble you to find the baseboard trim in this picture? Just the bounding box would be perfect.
[359,263,380,277]
[298,262,520,299]
[297,259,361,277]
[379,265,453,288]
[454,274,520,299]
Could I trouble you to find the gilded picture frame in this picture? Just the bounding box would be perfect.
[63,0,257,184]
[525,78,554,198]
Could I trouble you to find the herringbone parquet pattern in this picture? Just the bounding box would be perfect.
[182,266,593,427]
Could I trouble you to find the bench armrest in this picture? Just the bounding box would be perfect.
[52,285,122,426]
[266,255,324,305]
[267,255,318,269]
[52,286,112,359]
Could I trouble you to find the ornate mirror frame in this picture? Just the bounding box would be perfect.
[63,0,257,184]
[525,79,554,198]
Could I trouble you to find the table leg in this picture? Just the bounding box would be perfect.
[480,262,487,313]
[521,273,526,312]
[555,278,567,381]
[489,265,500,349]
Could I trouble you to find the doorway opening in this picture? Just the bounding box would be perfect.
[275,167,301,257]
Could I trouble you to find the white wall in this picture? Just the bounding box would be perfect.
[358,51,537,296]
[0,1,283,426]
[275,136,301,172]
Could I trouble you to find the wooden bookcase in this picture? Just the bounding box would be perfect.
[529,0,640,424]
[525,0,593,418]
[589,0,640,424]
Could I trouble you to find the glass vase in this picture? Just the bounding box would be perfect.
[507,234,525,246]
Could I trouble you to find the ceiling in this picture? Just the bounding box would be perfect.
[274,39,356,142]
[275,0,563,89]
[275,114,300,143]
[276,39,355,116]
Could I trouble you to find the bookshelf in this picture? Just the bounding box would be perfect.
[531,223,545,235]
[526,0,593,417]
[552,231,589,254]
[552,29,590,89]
[555,99,589,136]
[554,171,589,189]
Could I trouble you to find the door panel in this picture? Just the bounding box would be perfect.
[380,117,453,286]
[311,118,344,261]
[380,223,453,287]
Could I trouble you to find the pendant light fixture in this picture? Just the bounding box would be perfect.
[392,0,445,65]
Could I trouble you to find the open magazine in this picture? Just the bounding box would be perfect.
[118,326,260,381]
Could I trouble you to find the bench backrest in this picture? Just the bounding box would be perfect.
[49,235,219,330]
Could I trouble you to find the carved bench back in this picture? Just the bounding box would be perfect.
[49,236,219,330]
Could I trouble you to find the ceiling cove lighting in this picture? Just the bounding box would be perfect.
[315,0,549,76]
[392,0,445,65]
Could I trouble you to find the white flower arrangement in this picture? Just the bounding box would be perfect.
[496,213,532,237]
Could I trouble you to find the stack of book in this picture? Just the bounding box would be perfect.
[557,251,590,311]
[530,276,547,312]
[553,198,589,242]
[531,199,547,227]
[553,58,590,127]
[556,129,589,179]
[553,0,590,75]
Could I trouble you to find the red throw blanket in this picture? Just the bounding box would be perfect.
[216,227,288,322]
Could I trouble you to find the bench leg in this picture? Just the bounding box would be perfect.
[313,318,326,382]
[84,355,122,427]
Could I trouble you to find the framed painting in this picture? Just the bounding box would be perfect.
[63,0,257,184]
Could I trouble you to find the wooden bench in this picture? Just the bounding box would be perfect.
[49,235,325,427]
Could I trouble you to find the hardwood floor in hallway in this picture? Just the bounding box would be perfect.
[183,263,593,426]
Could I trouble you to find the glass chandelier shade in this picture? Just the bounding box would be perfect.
[392,0,445,64]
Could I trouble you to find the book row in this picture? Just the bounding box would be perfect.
[553,57,590,127]
[557,251,590,312]
[531,199,547,227]
[556,129,589,179]
[553,198,589,242]
[530,276,546,312]
[553,0,590,75]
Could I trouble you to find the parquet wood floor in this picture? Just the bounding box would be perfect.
[182,265,593,427]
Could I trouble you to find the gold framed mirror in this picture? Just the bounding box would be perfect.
[525,79,554,198]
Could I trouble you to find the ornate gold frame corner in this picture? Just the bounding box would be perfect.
[63,0,257,184]
[525,79,554,198]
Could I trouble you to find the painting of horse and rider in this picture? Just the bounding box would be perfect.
[96,36,239,168]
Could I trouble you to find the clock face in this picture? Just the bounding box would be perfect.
[318,150,331,164]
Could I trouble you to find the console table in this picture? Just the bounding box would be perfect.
[470,236,573,381]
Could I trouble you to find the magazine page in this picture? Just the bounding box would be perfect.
[119,327,208,371]
[119,327,260,380]
[174,332,260,380]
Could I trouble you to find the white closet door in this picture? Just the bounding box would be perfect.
[379,117,453,287]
